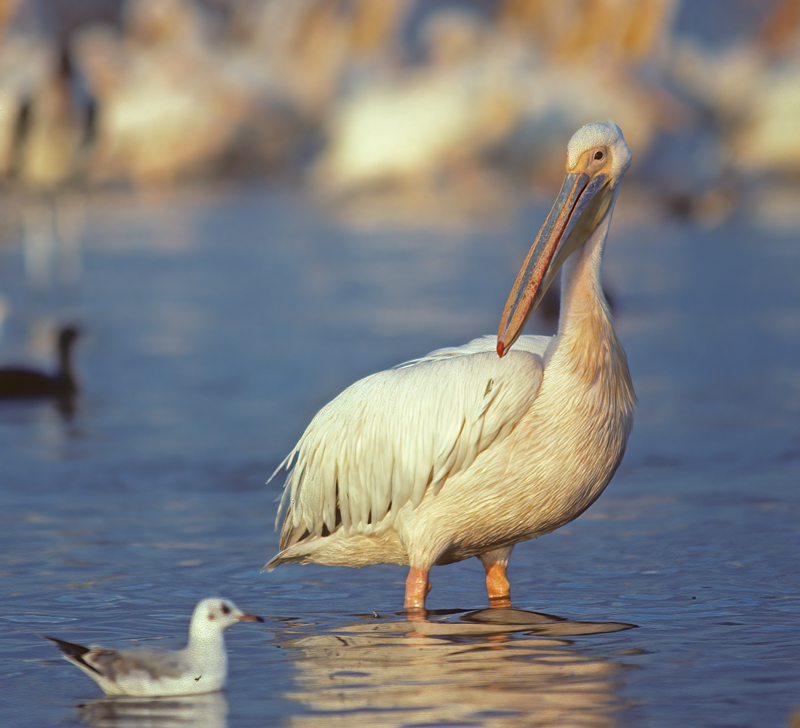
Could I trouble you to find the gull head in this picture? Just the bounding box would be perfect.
[189,598,264,639]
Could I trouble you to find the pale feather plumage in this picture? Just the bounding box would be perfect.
[45,598,263,696]
[271,336,548,554]
[266,121,636,609]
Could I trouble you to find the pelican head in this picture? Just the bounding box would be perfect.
[497,121,631,357]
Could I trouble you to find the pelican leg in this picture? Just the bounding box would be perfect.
[479,547,514,608]
[404,567,431,611]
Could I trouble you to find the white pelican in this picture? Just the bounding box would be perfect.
[265,121,636,612]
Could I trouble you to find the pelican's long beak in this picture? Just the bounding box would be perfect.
[496,167,613,357]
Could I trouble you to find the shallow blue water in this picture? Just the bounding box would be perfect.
[1,186,799,727]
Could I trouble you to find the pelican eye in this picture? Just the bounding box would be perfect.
[221,603,231,615]
[593,150,605,161]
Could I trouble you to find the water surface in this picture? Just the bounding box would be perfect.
[1,186,799,727]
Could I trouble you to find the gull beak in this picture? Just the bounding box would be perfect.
[236,613,265,623]
[496,158,615,357]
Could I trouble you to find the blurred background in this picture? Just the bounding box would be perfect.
[1,0,799,202]
[1,0,799,345]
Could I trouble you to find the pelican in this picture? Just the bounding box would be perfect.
[265,121,635,612]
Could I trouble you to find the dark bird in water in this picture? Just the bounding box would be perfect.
[0,325,81,401]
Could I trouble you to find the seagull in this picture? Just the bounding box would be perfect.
[44,598,263,696]
[266,121,635,613]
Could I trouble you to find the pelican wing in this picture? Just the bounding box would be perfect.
[276,336,547,547]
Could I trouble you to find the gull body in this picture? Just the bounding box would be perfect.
[45,598,263,696]
[266,121,635,612]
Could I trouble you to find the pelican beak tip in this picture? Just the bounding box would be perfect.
[496,340,505,358]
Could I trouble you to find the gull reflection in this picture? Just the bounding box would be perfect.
[281,609,635,728]
[76,691,228,728]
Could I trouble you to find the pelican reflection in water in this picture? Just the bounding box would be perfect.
[280,613,634,727]
[266,122,635,612]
